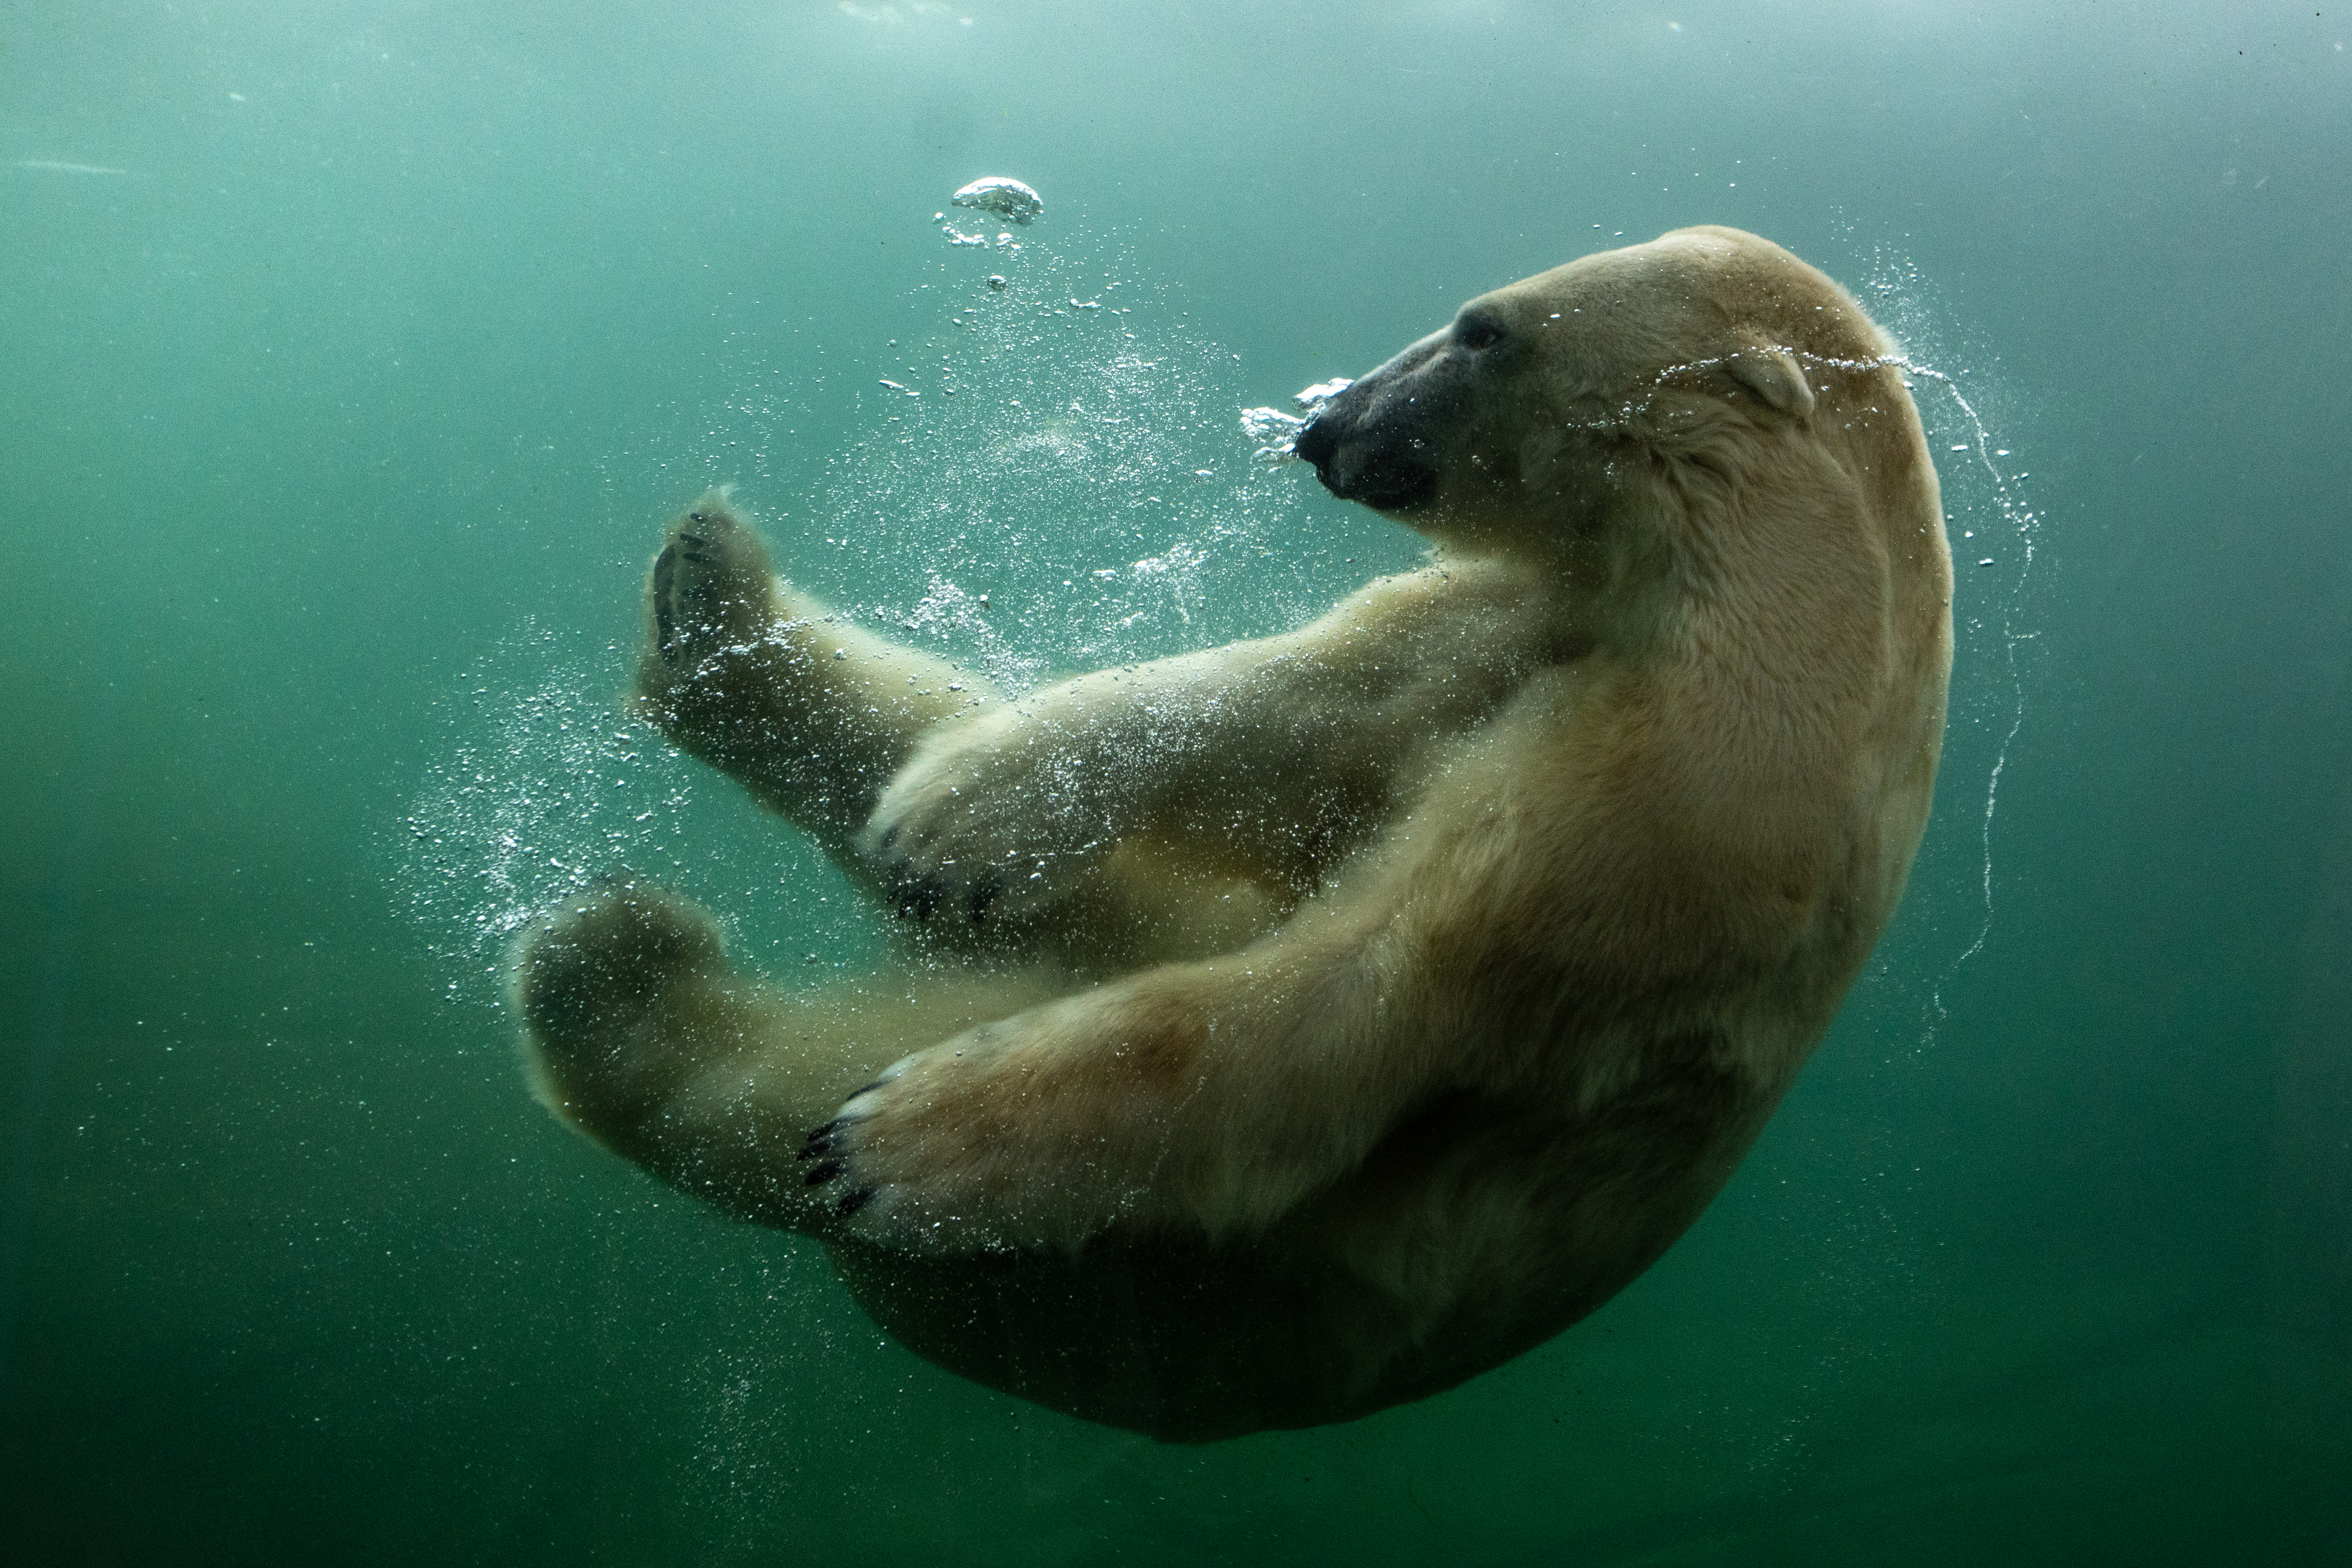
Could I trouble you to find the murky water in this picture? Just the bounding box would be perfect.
[2,3,2346,1562]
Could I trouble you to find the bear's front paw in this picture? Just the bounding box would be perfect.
[793,1029,1153,1254]
[863,814,1092,932]
[649,491,780,670]
[858,733,1111,931]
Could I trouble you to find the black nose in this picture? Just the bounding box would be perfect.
[1292,415,1338,474]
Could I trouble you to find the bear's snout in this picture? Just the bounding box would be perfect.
[1294,331,1459,514]
[1289,407,1341,476]
[1295,389,1442,514]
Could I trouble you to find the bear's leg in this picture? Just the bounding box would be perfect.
[797,771,1529,1253]
[513,877,1061,1231]
[633,492,998,862]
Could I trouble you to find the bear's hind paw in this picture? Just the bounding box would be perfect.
[649,494,777,669]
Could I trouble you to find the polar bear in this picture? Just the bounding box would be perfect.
[513,226,1952,1442]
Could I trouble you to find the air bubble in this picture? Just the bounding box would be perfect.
[1239,378,1353,462]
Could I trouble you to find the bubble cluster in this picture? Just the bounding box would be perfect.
[1240,376,1354,462]
[806,225,1337,677]
[1849,241,2043,1045]
[938,176,1043,249]
[392,625,700,1002]
[393,216,1366,994]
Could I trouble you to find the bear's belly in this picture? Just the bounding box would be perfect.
[829,1059,1778,1443]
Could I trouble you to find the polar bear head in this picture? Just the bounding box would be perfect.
[1293,226,1902,554]
[1296,226,1950,945]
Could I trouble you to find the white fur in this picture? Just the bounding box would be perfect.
[513,227,1953,1441]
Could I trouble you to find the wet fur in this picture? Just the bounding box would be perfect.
[512,227,1952,1440]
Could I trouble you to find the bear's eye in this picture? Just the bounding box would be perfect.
[1455,314,1507,351]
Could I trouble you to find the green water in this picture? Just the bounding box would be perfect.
[3,2,2346,1561]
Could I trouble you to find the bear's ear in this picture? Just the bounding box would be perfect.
[1723,344,1815,418]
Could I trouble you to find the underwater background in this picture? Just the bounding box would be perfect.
[2,1,2346,1562]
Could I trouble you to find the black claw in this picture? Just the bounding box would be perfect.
[877,825,900,851]
[653,550,678,652]
[802,1158,842,1188]
[848,1078,890,1100]
[835,1188,876,1220]
[799,1117,846,1156]
[893,878,944,922]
